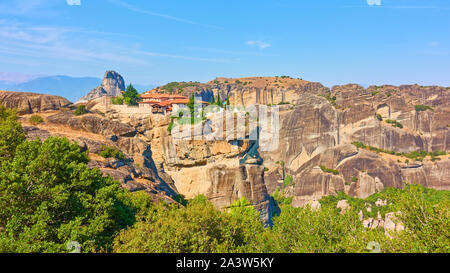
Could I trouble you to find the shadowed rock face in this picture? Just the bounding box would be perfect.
[207,164,279,226]
[77,71,125,103]
[261,84,450,205]
[0,90,71,114]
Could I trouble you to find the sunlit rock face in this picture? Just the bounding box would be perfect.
[260,84,450,205]
[78,70,125,103]
[0,90,71,114]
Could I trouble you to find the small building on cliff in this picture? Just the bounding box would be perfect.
[138,90,208,114]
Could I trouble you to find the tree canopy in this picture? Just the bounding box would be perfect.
[122,84,140,105]
[0,106,137,253]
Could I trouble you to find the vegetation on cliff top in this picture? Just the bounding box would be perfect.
[159,81,202,94]
[111,84,140,106]
[352,141,447,161]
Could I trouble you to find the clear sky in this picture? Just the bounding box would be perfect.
[0,0,449,87]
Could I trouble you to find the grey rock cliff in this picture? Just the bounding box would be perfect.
[77,71,125,103]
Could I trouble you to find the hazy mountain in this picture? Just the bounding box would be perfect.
[0,75,156,102]
[0,80,15,90]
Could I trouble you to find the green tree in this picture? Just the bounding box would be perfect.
[0,106,26,162]
[215,93,222,107]
[187,93,196,124]
[111,97,124,105]
[74,105,86,116]
[29,115,44,125]
[114,196,264,253]
[123,84,140,105]
[0,133,136,253]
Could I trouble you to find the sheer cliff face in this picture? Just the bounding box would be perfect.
[259,84,450,206]
[112,79,449,210]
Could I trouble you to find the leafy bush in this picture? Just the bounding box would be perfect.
[29,115,44,125]
[283,175,293,188]
[385,119,403,129]
[113,196,263,253]
[415,105,434,112]
[271,188,293,206]
[0,106,26,162]
[74,105,87,116]
[320,165,339,175]
[111,97,124,105]
[100,146,126,161]
[0,135,136,253]
[352,142,446,161]
[376,114,383,121]
[160,82,201,93]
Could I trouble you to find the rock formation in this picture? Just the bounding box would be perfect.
[0,90,71,114]
[4,75,450,214]
[77,71,125,103]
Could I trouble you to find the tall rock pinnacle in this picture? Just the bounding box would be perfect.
[77,70,125,103]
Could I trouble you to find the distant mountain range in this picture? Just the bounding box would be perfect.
[0,75,156,102]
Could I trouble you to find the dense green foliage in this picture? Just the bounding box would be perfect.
[74,105,87,116]
[159,82,201,94]
[113,196,263,253]
[111,97,124,105]
[385,119,403,128]
[123,84,140,105]
[100,145,126,161]
[320,165,339,175]
[0,110,135,252]
[283,175,293,188]
[352,141,447,161]
[415,105,434,112]
[114,185,449,253]
[110,84,140,105]
[29,115,44,125]
[0,106,26,162]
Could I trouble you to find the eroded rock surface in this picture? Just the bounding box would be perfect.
[0,90,71,114]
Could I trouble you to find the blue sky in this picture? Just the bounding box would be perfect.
[0,0,449,87]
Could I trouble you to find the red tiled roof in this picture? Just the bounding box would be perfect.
[159,98,190,106]
[138,97,209,108]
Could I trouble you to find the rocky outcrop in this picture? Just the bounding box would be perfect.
[206,164,279,226]
[46,110,137,137]
[255,83,450,206]
[153,77,329,107]
[20,76,450,211]
[0,90,71,114]
[77,71,125,103]
[23,111,179,203]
